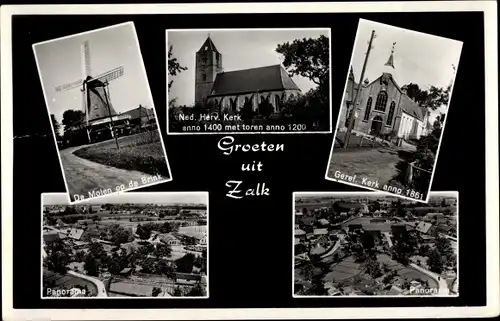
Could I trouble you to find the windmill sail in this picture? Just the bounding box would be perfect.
[82,40,92,78]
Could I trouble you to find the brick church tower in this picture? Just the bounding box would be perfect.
[195,35,223,105]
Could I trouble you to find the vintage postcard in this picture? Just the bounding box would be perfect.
[167,28,332,134]
[42,192,208,298]
[326,19,463,203]
[293,191,458,297]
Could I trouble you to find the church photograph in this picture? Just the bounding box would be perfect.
[166,28,331,134]
[326,19,462,203]
[33,22,172,203]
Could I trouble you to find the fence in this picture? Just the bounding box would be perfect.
[406,161,433,190]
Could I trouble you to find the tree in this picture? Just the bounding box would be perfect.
[44,240,72,274]
[427,249,445,273]
[401,83,428,105]
[187,282,206,297]
[360,232,375,253]
[365,257,382,278]
[402,83,451,110]
[308,274,327,295]
[136,223,153,240]
[175,253,196,273]
[108,255,123,275]
[276,35,330,89]
[156,243,172,258]
[152,287,162,297]
[109,225,133,246]
[140,258,156,274]
[50,114,62,140]
[84,254,100,277]
[173,286,183,297]
[61,110,85,131]
[167,45,188,93]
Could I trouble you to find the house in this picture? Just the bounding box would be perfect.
[295,229,306,240]
[73,240,89,249]
[77,219,94,226]
[294,252,310,265]
[175,273,202,285]
[160,234,181,246]
[108,282,157,297]
[68,228,84,240]
[119,267,134,276]
[325,282,342,296]
[318,218,330,226]
[120,242,139,255]
[420,234,435,243]
[423,213,445,223]
[299,216,316,227]
[415,221,433,234]
[43,231,66,244]
[436,224,453,234]
[313,228,328,236]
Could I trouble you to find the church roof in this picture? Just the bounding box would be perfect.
[208,64,300,97]
[197,36,219,53]
[400,94,424,121]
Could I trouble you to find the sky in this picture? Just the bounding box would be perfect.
[350,19,463,123]
[43,192,208,205]
[34,22,153,135]
[167,29,330,106]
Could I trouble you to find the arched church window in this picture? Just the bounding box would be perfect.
[275,95,281,111]
[374,91,388,112]
[203,55,207,64]
[230,98,237,112]
[202,73,207,82]
[363,97,372,121]
[386,101,396,126]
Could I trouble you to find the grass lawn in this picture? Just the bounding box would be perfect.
[324,256,363,282]
[377,254,438,289]
[74,131,169,177]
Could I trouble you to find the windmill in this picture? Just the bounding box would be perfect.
[55,40,125,147]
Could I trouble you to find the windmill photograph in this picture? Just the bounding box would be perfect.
[325,19,462,203]
[33,22,172,203]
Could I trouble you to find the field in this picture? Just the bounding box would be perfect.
[323,256,363,282]
[73,131,170,177]
[376,254,438,289]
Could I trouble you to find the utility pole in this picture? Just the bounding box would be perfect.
[102,80,120,149]
[343,30,376,149]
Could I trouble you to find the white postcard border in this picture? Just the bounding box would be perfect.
[291,190,459,298]
[324,18,463,204]
[32,21,174,205]
[2,1,498,320]
[166,27,333,135]
[40,191,209,299]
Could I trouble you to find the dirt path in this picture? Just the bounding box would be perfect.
[60,146,153,202]
[328,147,402,187]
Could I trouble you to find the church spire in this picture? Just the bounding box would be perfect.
[384,42,396,69]
[198,34,219,53]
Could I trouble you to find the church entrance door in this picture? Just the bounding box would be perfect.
[370,116,383,137]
